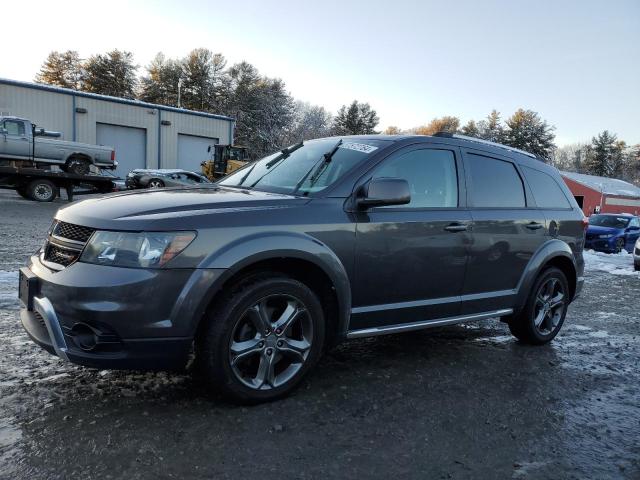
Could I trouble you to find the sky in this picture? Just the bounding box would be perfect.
[1,0,638,146]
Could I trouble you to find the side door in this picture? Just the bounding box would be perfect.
[460,150,548,315]
[350,145,471,332]
[1,119,30,159]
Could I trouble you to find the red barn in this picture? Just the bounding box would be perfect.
[561,171,640,216]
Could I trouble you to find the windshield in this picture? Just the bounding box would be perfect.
[588,215,630,229]
[219,138,385,195]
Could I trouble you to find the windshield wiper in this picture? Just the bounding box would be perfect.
[292,139,342,195]
[248,141,304,188]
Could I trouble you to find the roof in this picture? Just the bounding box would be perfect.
[561,171,640,198]
[0,77,235,123]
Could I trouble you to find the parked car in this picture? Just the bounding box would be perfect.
[584,214,640,253]
[125,169,211,189]
[0,117,116,175]
[634,237,640,271]
[19,134,585,403]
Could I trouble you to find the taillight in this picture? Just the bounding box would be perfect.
[582,217,589,230]
[111,150,115,161]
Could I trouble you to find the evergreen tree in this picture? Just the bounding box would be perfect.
[83,50,138,98]
[477,110,504,143]
[34,51,83,90]
[332,101,379,135]
[139,53,183,106]
[584,131,624,177]
[180,48,228,112]
[460,120,479,137]
[503,109,555,159]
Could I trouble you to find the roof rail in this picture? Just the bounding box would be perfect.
[433,132,537,159]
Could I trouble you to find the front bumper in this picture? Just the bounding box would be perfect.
[584,239,618,252]
[20,256,226,370]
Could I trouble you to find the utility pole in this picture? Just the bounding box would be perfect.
[177,78,183,108]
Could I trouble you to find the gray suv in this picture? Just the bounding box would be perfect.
[19,134,585,403]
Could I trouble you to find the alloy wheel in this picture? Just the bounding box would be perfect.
[229,294,313,390]
[533,277,566,335]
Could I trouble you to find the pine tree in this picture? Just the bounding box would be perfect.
[83,50,138,98]
[477,110,504,143]
[460,120,479,137]
[584,131,624,177]
[34,51,83,90]
[139,53,183,106]
[180,48,228,112]
[332,101,379,135]
[503,109,555,159]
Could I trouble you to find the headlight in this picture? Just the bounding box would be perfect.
[80,231,196,268]
[598,234,613,239]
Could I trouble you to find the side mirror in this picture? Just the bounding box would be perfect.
[357,177,411,208]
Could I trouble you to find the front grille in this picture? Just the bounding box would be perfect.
[44,243,81,267]
[43,221,94,270]
[52,221,95,243]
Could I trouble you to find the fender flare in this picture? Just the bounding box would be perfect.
[198,231,353,339]
[513,239,578,313]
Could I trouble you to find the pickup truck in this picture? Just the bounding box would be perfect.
[0,116,116,175]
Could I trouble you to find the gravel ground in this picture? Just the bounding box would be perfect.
[0,189,639,479]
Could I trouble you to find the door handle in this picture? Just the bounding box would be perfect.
[444,223,469,233]
[525,222,544,230]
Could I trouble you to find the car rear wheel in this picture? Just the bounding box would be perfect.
[147,179,165,188]
[196,274,325,403]
[26,179,58,202]
[64,157,91,176]
[508,267,569,345]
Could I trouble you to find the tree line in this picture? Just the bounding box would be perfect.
[35,49,378,158]
[35,49,638,185]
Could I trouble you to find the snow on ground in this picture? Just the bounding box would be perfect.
[0,270,19,310]
[583,249,639,277]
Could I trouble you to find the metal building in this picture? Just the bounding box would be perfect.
[0,78,235,176]
[561,171,640,216]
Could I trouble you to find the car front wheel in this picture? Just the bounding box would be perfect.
[197,274,325,403]
[508,267,569,345]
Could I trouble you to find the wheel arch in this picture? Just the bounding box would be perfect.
[194,232,352,345]
[64,152,93,163]
[514,239,578,314]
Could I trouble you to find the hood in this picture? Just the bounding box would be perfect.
[55,186,307,230]
[586,225,623,236]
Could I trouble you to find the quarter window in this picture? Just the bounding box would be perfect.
[372,149,458,208]
[467,154,525,208]
[522,166,571,209]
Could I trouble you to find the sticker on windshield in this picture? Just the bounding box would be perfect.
[339,142,378,154]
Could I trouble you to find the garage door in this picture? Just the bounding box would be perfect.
[96,123,146,176]
[178,134,218,172]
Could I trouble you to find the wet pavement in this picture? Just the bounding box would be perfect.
[0,190,638,479]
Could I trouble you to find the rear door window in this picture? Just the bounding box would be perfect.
[466,154,525,208]
[3,120,25,136]
[522,166,571,209]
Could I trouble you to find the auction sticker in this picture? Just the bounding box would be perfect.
[340,142,378,154]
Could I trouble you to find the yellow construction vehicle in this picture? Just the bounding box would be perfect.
[201,144,250,181]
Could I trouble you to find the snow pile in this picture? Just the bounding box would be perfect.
[583,249,639,277]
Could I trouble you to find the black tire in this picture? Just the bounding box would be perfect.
[64,157,90,176]
[196,274,325,404]
[26,179,58,202]
[147,178,165,189]
[508,267,569,345]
